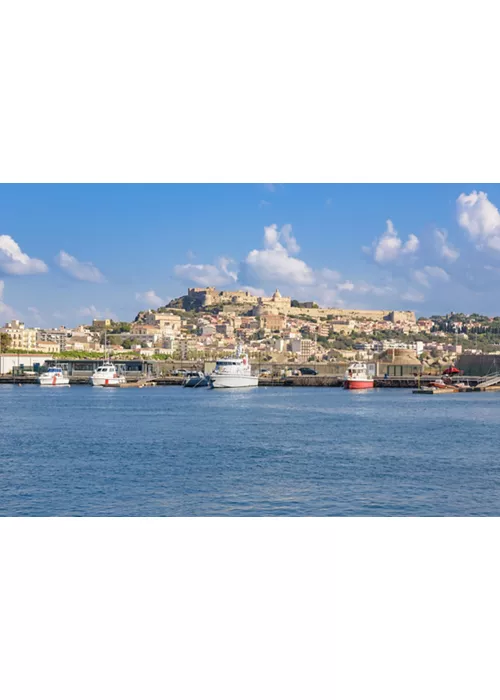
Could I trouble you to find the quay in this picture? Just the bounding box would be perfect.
[0,374,493,389]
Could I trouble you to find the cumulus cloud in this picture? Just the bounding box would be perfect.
[135,290,165,307]
[457,191,500,252]
[56,250,105,282]
[0,280,15,319]
[240,285,266,296]
[413,266,450,288]
[401,288,425,303]
[0,235,48,275]
[435,228,459,262]
[245,224,314,285]
[79,304,115,319]
[174,256,238,287]
[319,268,341,283]
[365,219,419,263]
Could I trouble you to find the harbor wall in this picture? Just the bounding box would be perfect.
[457,354,500,376]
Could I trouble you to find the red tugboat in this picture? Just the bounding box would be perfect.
[344,362,375,390]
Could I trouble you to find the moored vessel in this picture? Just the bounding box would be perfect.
[209,346,258,389]
[90,361,126,387]
[344,362,374,390]
[38,367,70,387]
[183,371,209,388]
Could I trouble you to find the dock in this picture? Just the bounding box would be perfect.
[413,387,457,395]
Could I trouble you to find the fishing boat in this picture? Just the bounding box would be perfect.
[209,346,258,389]
[343,362,374,390]
[38,366,70,387]
[183,371,209,387]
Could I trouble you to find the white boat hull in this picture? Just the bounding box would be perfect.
[38,376,70,386]
[90,376,126,387]
[209,374,259,389]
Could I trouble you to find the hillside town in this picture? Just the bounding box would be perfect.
[3,286,500,376]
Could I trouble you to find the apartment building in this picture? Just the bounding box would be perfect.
[1,320,37,350]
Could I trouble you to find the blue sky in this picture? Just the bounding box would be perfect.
[2,183,500,326]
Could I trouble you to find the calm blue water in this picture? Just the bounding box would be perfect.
[1,384,500,516]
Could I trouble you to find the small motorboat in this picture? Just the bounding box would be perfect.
[183,371,209,388]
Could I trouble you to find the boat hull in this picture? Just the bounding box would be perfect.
[90,376,126,387]
[209,375,259,389]
[184,376,209,387]
[344,379,374,390]
[38,376,70,386]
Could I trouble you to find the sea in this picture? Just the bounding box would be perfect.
[1,384,499,516]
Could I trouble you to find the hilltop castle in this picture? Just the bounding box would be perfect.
[185,286,416,324]
[187,287,292,314]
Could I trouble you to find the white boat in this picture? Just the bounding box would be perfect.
[38,366,70,386]
[90,331,126,387]
[183,371,209,387]
[90,361,126,387]
[209,347,258,389]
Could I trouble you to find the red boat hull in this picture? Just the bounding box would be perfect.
[344,379,374,390]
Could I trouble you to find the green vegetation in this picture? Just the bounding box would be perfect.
[0,333,11,352]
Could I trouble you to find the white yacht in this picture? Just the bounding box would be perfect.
[38,366,70,387]
[209,347,258,389]
[90,361,126,387]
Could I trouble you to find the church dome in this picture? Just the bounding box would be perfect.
[273,289,282,299]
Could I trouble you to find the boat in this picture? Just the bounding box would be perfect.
[209,346,259,389]
[344,362,374,390]
[38,366,70,387]
[90,332,126,387]
[183,371,209,388]
[429,377,450,389]
[90,361,126,387]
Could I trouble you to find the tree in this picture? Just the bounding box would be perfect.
[0,333,11,353]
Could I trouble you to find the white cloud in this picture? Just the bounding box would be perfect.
[319,268,341,282]
[79,305,115,319]
[174,256,238,287]
[457,191,500,252]
[0,235,48,275]
[259,200,271,209]
[337,281,355,292]
[401,288,425,303]
[263,184,276,192]
[245,224,314,285]
[280,224,300,255]
[135,290,165,307]
[325,198,333,208]
[0,280,15,319]
[56,250,105,282]
[240,285,266,296]
[413,266,450,288]
[366,219,420,263]
[435,228,459,262]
